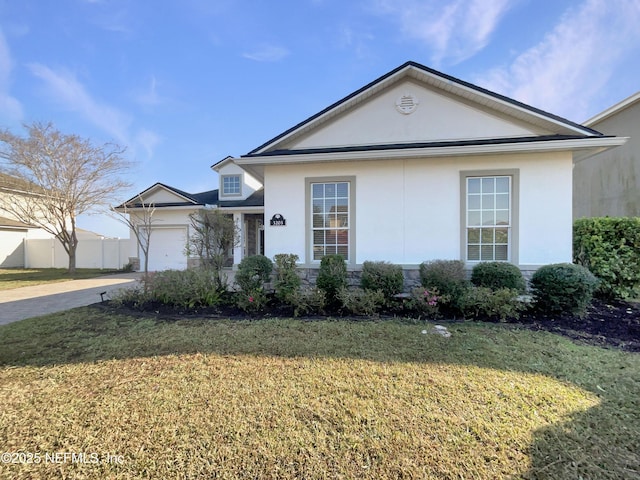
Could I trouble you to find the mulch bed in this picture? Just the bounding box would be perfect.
[516,298,640,352]
[99,297,640,352]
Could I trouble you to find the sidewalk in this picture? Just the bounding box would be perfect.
[0,272,141,326]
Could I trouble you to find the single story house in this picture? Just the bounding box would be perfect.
[574,91,640,218]
[122,61,625,276]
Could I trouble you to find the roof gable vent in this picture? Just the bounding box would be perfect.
[396,94,419,114]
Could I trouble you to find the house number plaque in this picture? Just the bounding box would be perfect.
[270,214,286,226]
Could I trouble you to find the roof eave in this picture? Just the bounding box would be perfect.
[584,91,640,126]
[236,137,628,166]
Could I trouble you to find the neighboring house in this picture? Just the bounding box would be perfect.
[574,92,640,218]
[0,174,54,268]
[125,61,625,276]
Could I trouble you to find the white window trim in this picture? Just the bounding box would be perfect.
[305,176,356,266]
[460,169,519,265]
[220,174,242,198]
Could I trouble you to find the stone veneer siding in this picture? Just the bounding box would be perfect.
[298,266,538,292]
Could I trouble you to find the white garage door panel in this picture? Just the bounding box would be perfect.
[147,228,187,271]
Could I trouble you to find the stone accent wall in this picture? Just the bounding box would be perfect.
[298,267,423,292]
[297,265,539,292]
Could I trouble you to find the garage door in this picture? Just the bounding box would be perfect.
[146,227,188,271]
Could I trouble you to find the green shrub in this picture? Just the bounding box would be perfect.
[273,253,301,303]
[471,262,526,293]
[236,288,269,313]
[574,217,640,299]
[286,287,326,317]
[338,287,385,316]
[530,263,599,317]
[407,287,443,319]
[316,254,348,307]
[459,287,525,321]
[419,260,469,310]
[235,255,273,293]
[140,269,222,308]
[360,261,404,301]
[110,285,149,309]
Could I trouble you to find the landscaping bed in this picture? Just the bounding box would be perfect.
[100,295,640,352]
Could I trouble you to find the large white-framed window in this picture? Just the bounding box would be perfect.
[305,176,355,263]
[221,174,241,196]
[461,170,519,263]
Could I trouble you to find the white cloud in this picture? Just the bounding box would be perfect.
[475,0,640,121]
[28,63,131,143]
[0,30,23,124]
[337,26,375,58]
[371,0,513,65]
[27,63,160,159]
[242,44,290,62]
[135,128,161,157]
[135,75,162,107]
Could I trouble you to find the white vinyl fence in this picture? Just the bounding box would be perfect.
[25,238,131,269]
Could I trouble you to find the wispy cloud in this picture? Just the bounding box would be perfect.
[242,44,290,62]
[135,128,161,157]
[0,30,23,124]
[27,63,160,158]
[371,0,513,65]
[28,63,132,143]
[135,75,163,107]
[475,0,640,121]
[336,26,375,59]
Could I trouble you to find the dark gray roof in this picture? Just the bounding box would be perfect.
[219,188,264,207]
[118,183,262,209]
[247,134,604,158]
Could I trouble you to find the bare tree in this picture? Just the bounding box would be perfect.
[0,122,133,273]
[111,195,157,280]
[187,209,240,290]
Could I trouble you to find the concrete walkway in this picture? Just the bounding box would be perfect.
[0,272,142,326]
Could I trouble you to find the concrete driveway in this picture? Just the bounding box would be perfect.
[0,272,141,326]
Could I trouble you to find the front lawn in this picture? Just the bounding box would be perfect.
[0,309,638,479]
[0,268,123,291]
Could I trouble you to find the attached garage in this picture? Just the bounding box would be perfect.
[145,227,188,271]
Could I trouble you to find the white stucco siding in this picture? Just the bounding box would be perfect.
[144,188,190,204]
[285,80,546,151]
[217,162,262,199]
[264,173,307,260]
[264,151,573,267]
[517,154,573,265]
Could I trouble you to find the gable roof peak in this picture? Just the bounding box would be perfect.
[246,60,601,156]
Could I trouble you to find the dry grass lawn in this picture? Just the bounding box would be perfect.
[0,268,123,291]
[0,309,638,479]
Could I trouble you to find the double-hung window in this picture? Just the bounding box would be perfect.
[222,175,241,196]
[465,174,513,262]
[310,180,351,261]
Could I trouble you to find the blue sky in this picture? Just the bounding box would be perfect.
[1,0,639,237]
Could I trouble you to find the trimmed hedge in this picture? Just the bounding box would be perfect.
[360,261,404,300]
[530,263,599,317]
[316,254,348,307]
[273,253,302,303]
[235,255,273,293]
[419,260,468,310]
[471,262,526,293]
[574,217,640,299]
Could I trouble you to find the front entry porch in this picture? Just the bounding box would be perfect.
[230,210,264,268]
